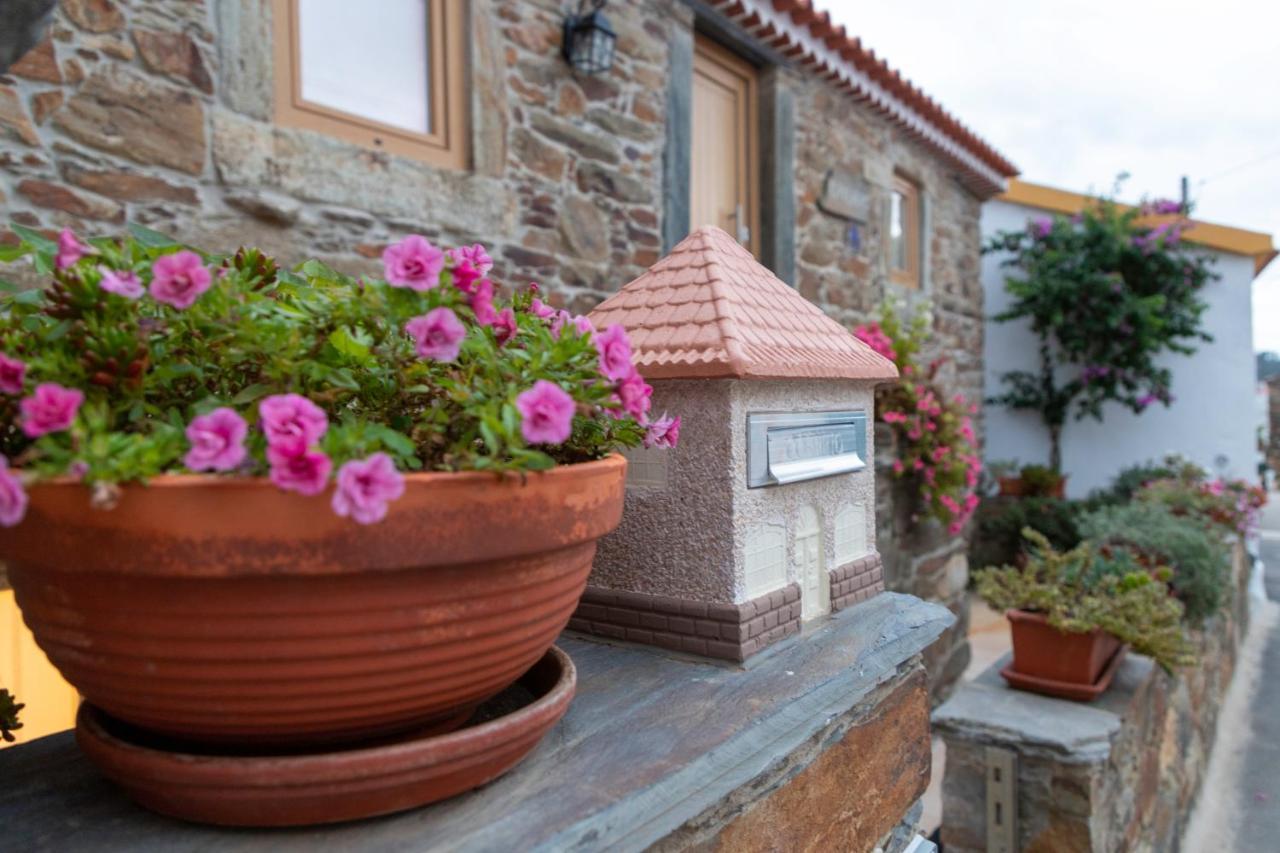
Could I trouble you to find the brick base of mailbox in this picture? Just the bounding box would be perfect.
[830,553,886,612]
[569,585,803,662]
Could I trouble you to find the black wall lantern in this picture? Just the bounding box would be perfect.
[562,0,616,75]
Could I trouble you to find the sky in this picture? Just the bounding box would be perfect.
[821,0,1280,351]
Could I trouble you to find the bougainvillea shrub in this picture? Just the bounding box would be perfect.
[0,225,679,527]
[986,185,1217,471]
[855,300,981,535]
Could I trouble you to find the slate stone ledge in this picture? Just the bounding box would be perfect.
[0,592,952,853]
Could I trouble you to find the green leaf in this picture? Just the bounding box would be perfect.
[328,327,372,361]
[0,279,20,293]
[231,383,274,405]
[127,223,181,249]
[0,244,29,263]
[9,223,56,253]
[479,420,500,454]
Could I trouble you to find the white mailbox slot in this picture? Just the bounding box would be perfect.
[746,411,868,489]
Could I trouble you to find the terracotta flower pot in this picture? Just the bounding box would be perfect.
[0,455,625,748]
[997,476,1026,498]
[1003,609,1123,700]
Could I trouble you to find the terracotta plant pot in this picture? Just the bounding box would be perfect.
[1,455,625,748]
[996,476,1025,497]
[1002,609,1123,701]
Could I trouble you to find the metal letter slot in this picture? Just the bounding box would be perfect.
[746,411,868,488]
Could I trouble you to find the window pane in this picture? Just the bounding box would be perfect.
[890,190,907,270]
[297,0,431,134]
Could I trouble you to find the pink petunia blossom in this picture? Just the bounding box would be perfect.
[516,380,576,445]
[529,297,557,319]
[383,235,445,291]
[0,457,27,527]
[0,354,25,395]
[267,445,332,496]
[469,278,498,325]
[643,413,680,449]
[405,307,467,362]
[594,324,633,381]
[258,394,328,456]
[20,382,83,437]
[99,267,145,299]
[331,452,406,525]
[55,228,87,270]
[449,243,494,275]
[492,307,518,345]
[150,251,212,309]
[451,260,483,294]
[616,369,653,420]
[184,407,249,472]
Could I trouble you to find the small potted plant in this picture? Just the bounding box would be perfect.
[974,529,1193,701]
[996,463,1067,499]
[0,225,679,824]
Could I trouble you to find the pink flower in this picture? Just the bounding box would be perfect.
[449,244,493,275]
[493,308,518,345]
[383,235,444,291]
[331,452,405,525]
[99,267,144,299]
[20,383,83,437]
[643,414,681,449]
[0,457,27,527]
[616,370,653,420]
[150,251,212,309]
[594,324,633,382]
[405,307,467,362]
[55,228,87,270]
[469,278,497,325]
[0,354,25,395]
[516,380,576,445]
[892,459,905,475]
[451,260,483,295]
[259,394,328,456]
[529,297,556,319]
[267,445,332,496]
[184,408,249,472]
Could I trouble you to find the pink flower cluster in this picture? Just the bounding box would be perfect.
[57,229,215,312]
[853,322,897,363]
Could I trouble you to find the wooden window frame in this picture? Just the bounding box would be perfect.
[889,174,921,290]
[271,0,468,169]
[691,36,761,256]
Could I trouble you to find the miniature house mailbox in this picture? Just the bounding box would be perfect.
[576,227,898,661]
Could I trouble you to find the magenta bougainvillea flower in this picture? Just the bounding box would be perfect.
[259,394,328,456]
[55,228,87,270]
[331,453,406,525]
[406,307,467,362]
[516,380,576,445]
[267,446,333,496]
[0,457,27,527]
[184,408,249,472]
[20,382,83,438]
[0,354,25,395]
[1030,217,1053,238]
[383,234,445,291]
[643,413,680,449]
[150,251,212,309]
[594,324,634,381]
[99,268,145,299]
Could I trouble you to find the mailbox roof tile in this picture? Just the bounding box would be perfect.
[589,227,899,382]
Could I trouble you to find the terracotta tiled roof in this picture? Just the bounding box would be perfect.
[589,227,899,382]
[706,0,1018,197]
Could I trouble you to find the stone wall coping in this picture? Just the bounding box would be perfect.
[932,652,1157,764]
[0,593,951,852]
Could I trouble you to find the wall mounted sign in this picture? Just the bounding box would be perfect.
[746,410,868,488]
[818,168,870,223]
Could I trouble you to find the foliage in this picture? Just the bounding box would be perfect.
[1137,476,1266,539]
[0,225,680,527]
[854,300,981,534]
[0,687,20,743]
[974,529,1195,671]
[1078,502,1230,624]
[1087,453,1207,506]
[985,183,1217,471]
[1016,464,1064,497]
[969,496,1084,570]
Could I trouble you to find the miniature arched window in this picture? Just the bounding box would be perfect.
[743,525,787,599]
[834,502,868,566]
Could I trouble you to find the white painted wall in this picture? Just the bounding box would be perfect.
[982,198,1261,497]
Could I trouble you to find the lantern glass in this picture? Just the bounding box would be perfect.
[563,7,616,75]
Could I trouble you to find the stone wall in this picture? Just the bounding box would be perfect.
[0,0,985,698]
[934,541,1252,853]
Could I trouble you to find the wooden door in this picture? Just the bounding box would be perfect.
[691,37,758,253]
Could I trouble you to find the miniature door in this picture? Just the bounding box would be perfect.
[797,506,830,621]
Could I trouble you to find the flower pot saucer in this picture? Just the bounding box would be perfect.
[75,647,576,828]
[1000,645,1126,702]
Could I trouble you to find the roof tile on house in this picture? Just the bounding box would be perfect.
[589,227,899,382]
